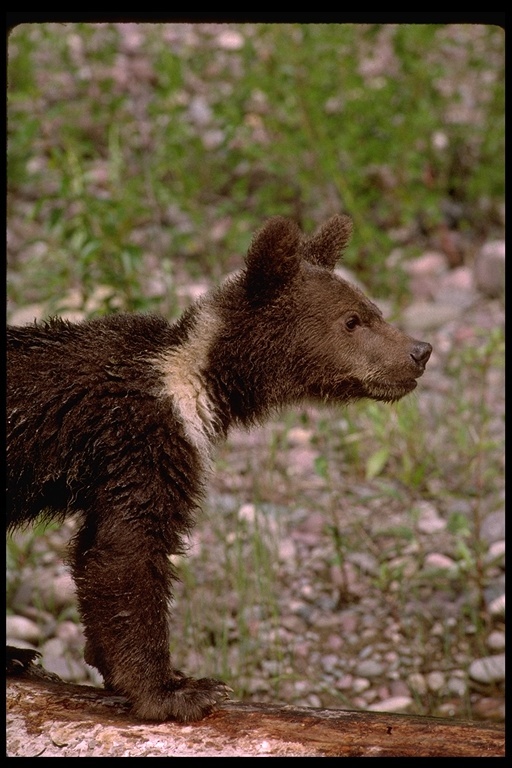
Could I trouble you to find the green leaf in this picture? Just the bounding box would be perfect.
[366,447,390,480]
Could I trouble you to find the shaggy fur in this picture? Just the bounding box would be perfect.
[6,215,432,722]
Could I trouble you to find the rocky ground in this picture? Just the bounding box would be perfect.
[7,237,505,723]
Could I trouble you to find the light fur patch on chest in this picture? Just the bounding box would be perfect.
[152,307,221,469]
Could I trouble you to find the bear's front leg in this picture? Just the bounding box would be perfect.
[70,518,230,722]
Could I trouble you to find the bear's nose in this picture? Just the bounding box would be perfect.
[410,341,432,368]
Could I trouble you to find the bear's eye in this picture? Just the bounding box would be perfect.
[344,314,361,331]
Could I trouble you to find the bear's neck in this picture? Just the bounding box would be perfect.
[154,296,301,456]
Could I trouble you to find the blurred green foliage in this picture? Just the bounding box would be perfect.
[7,22,504,312]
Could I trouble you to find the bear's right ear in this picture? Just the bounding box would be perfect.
[301,214,353,271]
[244,217,302,303]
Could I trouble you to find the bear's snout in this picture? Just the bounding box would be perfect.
[410,341,432,373]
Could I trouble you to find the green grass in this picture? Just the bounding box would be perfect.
[7,23,504,312]
[171,505,286,695]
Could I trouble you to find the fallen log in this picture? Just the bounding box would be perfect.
[6,674,504,757]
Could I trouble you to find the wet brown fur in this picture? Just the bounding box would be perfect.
[6,215,432,722]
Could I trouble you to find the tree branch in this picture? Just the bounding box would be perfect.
[7,675,504,757]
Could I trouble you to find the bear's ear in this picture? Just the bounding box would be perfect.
[301,214,353,271]
[244,217,302,302]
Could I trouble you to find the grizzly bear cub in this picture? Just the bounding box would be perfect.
[7,215,431,722]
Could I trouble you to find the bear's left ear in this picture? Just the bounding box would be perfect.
[244,217,302,303]
[301,214,353,271]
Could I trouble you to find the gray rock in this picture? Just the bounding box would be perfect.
[40,637,88,682]
[423,553,457,572]
[480,510,505,544]
[355,659,385,678]
[426,670,445,693]
[447,675,467,697]
[488,594,505,618]
[436,266,477,308]
[407,671,427,695]
[469,653,505,684]
[352,677,371,693]
[6,615,41,644]
[12,569,76,614]
[8,304,45,326]
[486,631,505,652]
[486,540,505,566]
[347,552,379,575]
[402,301,462,332]
[367,695,413,713]
[474,241,505,298]
[321,654,341,674]
[415,500,447,534]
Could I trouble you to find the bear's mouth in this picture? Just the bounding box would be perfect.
[364,378,418,403]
